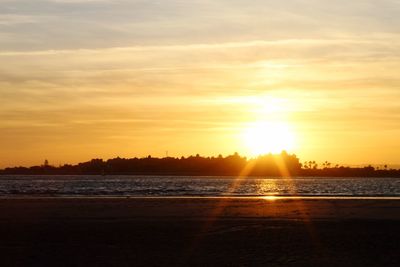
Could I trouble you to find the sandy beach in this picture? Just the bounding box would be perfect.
[1,197,399,266]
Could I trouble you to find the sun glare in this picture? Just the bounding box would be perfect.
[243,121,295,156]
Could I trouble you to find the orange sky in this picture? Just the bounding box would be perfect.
[1,1,400,167]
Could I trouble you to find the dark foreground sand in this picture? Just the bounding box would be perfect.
[0,197,399,266]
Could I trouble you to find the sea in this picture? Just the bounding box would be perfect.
[0,175,400,197]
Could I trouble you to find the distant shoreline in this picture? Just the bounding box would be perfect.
[2,153,400,177]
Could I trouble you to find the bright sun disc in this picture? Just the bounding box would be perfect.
[243,121,295,156]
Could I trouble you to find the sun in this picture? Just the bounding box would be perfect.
[242,121,295,156]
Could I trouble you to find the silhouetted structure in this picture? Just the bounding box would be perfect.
[1,152,399,177]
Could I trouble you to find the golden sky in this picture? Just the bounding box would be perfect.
[1,0,400,167]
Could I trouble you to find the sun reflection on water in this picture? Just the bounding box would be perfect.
[262,195,278,201]
[256,178,279,196]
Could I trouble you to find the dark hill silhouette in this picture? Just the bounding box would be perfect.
[1,151,399,177]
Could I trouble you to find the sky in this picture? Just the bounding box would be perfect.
[1,0,400,167]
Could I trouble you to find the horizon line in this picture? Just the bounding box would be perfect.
[2,152,400,170]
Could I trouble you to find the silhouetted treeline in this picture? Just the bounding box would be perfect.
[1,152,400,177]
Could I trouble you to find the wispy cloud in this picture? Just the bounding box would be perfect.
[1,0,400,50]
[0,14,44,25]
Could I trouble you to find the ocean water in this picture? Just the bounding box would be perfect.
[0,175,399,197]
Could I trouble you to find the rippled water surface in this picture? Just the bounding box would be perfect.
[1,175,400,197]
